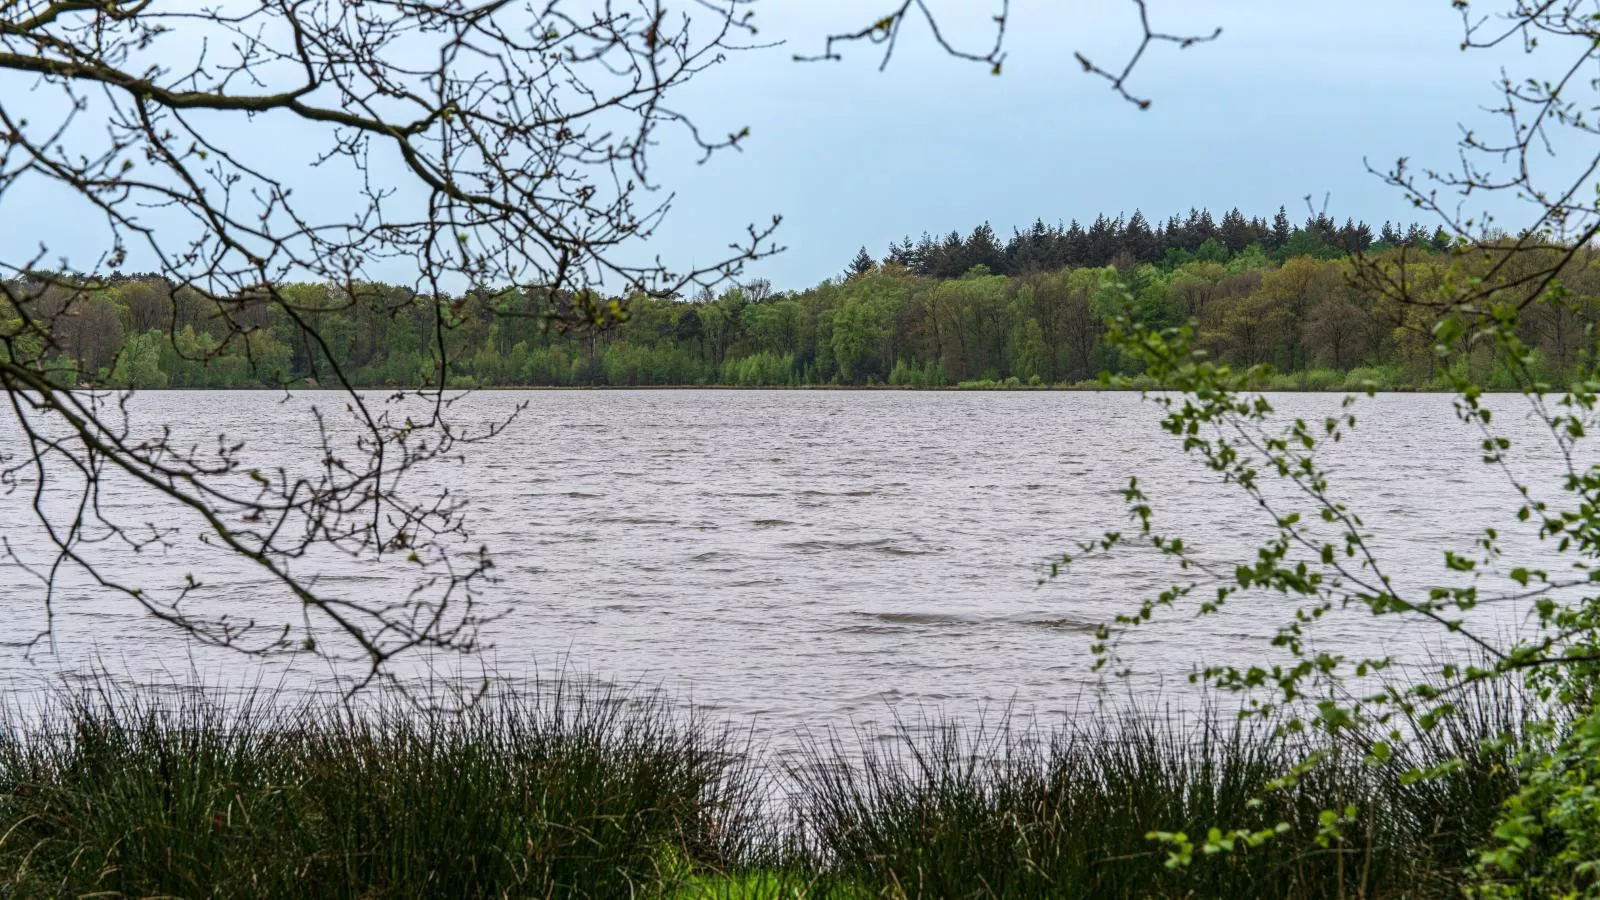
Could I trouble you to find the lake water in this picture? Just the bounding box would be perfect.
[0,390,1576,739]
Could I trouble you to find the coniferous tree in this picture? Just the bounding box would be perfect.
[1219,208,1252,254]
[1086,215,1118,266]
[965,222,1006,275]
[912,232,940,276]
[1007,220,1056,274]
[928,231,965,278]
[886,237,917,269]
[1163,213,1187,251]
[1248,215,1272,248]
[1063,220,1088,268]
[847,246,877,278]
[1270,206,1293,252]
[1125,210,1159,263]
[1338,218,1374,253]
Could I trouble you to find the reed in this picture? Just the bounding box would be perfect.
[0,679,763,899]
[786,687,1536,899]
[0,677,1545,898]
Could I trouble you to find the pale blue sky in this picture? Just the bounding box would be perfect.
[658,1,1526,288]
[1,2,1539,291]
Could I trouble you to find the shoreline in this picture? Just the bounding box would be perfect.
[77,382,1465,393]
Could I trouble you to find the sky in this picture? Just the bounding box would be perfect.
[654,1,1528,289]
[0,1,1546,292]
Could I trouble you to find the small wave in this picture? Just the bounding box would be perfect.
[832,624,905,635]
[1020,618,1097,632]
[862,611,976,626]
[877,545,934,557]
[753,519,795,527]
[564,491,602,499]
[305,573,391,583]
[786,538,932,555]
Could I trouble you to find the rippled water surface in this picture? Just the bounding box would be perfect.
[0,390,1575,737]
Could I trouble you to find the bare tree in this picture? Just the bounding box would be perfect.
[0,0,1221,692]
[1361,3,1600,318]
[806,0,1220,109]
[0,0,781,693]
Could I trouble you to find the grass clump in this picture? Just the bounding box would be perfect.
[0,680,763,899]
[787,688,1531,899]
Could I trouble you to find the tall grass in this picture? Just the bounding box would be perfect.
[0,677,1546,898]
[787,685,1537,899]
[0,680,764,899]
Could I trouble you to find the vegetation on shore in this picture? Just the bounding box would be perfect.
[0,677,1552,899]
[16,208,1591,394]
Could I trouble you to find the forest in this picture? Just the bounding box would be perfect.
[7,207,1590,392]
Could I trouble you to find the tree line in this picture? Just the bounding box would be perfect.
[869,207,1455,280]
[6,208,1589,392]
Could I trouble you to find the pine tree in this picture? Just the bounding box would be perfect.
[1063,220,1087,268]
[964,222,1005,275]
[934,230,966,278]
[1006,220,1054,274]
[1086,215,1118,266]
[912,232,939,276]
[1340,217,1374,253]
[847,246,876,278]
[1163,213,1187,252]
[1248,216,1272,248]
[885,237,917,269]
[1270,206,1292,252]
[1219,208,1251,254]
[1124,210,1158,263]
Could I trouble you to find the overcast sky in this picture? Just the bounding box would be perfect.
[655,1,1523,288]
[2,2,1535,291]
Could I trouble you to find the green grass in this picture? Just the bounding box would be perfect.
[0,680,762,899]
[0,679,1545,898]
[786,688,1536,899]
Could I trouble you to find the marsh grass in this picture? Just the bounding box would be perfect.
[787,685,1537,899]
[0,678,1543,898]
[0,679,768,899]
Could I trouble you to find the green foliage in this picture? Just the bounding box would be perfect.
[1045,246,1600,892]
[722,351,795,386]
[107,329,169,388]
[1343,365,1398,391]
[42,245,1600,392]
[1475,706,1600,897]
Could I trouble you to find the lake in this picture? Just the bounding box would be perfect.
[0,389,1570,738]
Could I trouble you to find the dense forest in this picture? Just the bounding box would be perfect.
[6,207,1593,391]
